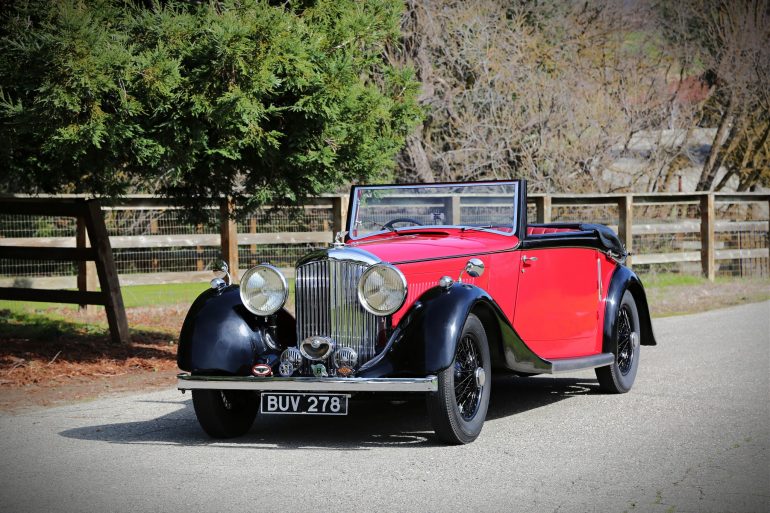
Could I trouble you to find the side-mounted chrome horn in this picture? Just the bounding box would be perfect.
[209,259,231,290]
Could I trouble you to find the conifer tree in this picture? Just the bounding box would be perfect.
[0,0,421,217]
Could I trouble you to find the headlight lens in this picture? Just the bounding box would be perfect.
[357,264,407,316]
[239,264,288,316]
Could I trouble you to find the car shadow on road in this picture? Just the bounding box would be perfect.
[59,375,599,450]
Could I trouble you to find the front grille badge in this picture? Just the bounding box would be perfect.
[311,363,329,377]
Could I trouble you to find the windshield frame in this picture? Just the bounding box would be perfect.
[346,180,522,241]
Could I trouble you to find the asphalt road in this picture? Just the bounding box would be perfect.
[1,301,768,513]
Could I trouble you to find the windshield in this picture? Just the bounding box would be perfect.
[348,182,519,240]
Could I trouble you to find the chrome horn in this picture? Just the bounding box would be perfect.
[210,259,231,290]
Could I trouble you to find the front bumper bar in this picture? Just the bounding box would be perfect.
[177,373,438,393]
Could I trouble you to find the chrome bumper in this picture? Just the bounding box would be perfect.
[177,373,438,393]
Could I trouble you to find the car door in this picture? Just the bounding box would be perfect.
[512,247,601,359]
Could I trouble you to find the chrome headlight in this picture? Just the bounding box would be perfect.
[357,263,407,316]
[239,264,288,316]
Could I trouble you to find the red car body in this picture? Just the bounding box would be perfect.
[177,180,656,444]
[349,230,618,359]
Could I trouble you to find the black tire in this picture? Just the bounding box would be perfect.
[596,290,641,393]
[192,389,259,438]
[427,313,491,444]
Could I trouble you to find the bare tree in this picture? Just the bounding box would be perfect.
[388,1,705,192]
[650,0,769,191]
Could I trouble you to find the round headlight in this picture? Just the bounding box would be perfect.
[239,264,288,316]
[357,264,407,316]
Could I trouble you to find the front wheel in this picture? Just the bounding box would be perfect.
[427,313,491,444]
[596,290,641,393]
[192,389,259,438]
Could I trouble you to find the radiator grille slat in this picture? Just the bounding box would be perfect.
[296,259,378,367]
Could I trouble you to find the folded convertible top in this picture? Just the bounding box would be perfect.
[522,223,627,262]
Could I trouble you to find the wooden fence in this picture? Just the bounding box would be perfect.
[0,192,767,290]
[530,192,769,280]
[0,198,129,344]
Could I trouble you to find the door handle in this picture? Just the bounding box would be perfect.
[522,255,538,263]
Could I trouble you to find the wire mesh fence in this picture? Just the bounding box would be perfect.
[630,201,768,278]
[1,194,768,293]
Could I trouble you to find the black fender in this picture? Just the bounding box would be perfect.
[604,265,657,347]
[358,283,550,378]
[177,285,296,375]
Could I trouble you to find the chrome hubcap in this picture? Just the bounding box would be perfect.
[475,367,486,387]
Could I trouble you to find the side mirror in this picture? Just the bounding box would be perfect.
[465,258,485,277]
[458,258,485,282]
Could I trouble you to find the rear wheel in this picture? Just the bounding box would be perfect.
[596,290,641,393]
[192,389,258,438]
[427,313,491,444]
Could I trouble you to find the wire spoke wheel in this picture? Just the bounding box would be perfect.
[596,290,641,394]
[454,334,483,420]
[616,306,635,375]
[427,313,491,444]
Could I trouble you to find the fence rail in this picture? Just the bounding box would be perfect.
[1,191,768,290]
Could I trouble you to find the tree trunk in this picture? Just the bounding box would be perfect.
[696,98,734,191]
[736,120,770,191]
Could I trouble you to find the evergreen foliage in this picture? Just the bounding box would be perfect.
[0,0,421,216]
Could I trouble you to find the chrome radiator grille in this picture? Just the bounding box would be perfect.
[295,259,379,365]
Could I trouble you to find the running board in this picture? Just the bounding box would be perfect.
[547,353,615,373]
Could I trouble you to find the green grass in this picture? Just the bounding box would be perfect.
[120,282,210,307]
[0,281,209,314]
[0,309,102,340]
[0,308,176,342]
[640,273,761,289]
[640,273,709,288]
[0,279,296,314]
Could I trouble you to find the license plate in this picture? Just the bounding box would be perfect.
[260,393,349,415]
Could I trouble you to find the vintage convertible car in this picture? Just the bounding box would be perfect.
[177,180,656,444]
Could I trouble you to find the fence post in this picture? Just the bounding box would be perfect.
[535,195,551,224]
[618,195,633,265]
[249,216,257,267]
[220,196,239,280]
[195,223,204,271]
[75,216,98,313]
[150,216,159,272]
[443,196,462,225]
[332,195,349,239]
[700,194,715,281]
[83,200,130,344]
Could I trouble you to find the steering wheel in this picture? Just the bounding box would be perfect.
[383,217,424,230]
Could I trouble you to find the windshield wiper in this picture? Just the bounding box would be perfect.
[460,225,496,233]
[357,221,399,235]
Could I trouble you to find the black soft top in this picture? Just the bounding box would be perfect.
[522,223,627,262]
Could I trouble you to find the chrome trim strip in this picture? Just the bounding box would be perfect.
[391,247,518,265]
[177,374,438,392]
[296,247,380,267]
[548,353,615,373]
[326,247,381,264]
[597,256,603,301]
